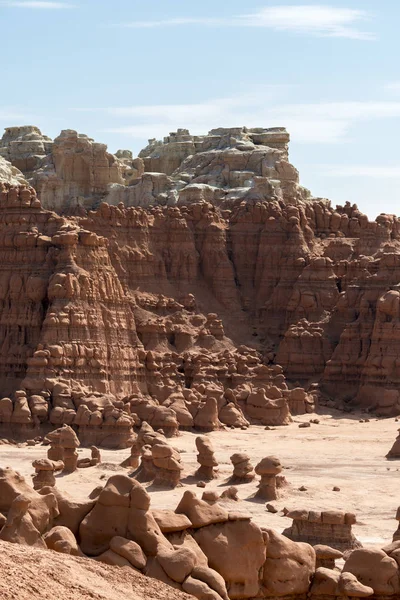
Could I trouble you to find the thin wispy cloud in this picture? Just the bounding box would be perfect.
[91,92,400,146]
[119,5,374,40]
[0,1,73,8]
[242,6,373,39]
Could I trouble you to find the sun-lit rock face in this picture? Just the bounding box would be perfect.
[1,122,400,437]
[0,155,28,186]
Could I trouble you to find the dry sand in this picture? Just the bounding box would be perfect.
[1,408,399,549]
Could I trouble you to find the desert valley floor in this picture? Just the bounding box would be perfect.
[1,409,398,550]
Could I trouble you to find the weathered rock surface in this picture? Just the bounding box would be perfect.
[2,119,400,446]
[283,508,361,551]
[1,465,400,600]
[0,538,190,600]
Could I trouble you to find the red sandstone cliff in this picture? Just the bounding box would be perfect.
[0,123,399,437]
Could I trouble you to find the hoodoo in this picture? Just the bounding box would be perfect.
[1,123,400,450]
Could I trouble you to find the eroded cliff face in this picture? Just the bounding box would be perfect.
[1,124,400,431]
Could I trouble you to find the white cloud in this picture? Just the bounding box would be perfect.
[239,6,374,40]
[119,5,374,40]
[1,1,73,8]
[97,93,400,146]
[319,165,400,178]
[101,99,347,145]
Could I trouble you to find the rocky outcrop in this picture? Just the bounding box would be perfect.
[46,425,80,472]
[0,127,143,213]
[282,508,361,551]
[0,537,189,600]
[3,465,399,600]
[0,126,51,176]
[2,121,400,422]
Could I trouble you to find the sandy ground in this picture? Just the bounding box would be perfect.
[1,408,400,550]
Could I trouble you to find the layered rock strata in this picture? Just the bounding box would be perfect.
[282,508,361,551]
[2,122,400,422]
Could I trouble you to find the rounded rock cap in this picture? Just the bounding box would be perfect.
[255,456,282,475]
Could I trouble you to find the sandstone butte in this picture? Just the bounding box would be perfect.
[2,123,400,600]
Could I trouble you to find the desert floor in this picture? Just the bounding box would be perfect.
[1,408,399,549]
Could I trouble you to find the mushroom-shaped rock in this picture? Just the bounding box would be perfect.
[195,436,218,480]
[79,475,133,555]
[255,456,282,500]
[32,458,64,490]
[314,544,343,569]
[79,475,169,557]
[230,453,255,483]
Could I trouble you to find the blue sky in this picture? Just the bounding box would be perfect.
[2,0,400,218]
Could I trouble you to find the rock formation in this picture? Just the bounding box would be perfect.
[283,508,361,551]
[151,442,183,487]
[255,456,282,500]
[1,119,400,452]
[230,453,255,483]
[46,425,80,472]
[392,506,400,541]
[314,544,343,569]
[387,430,400,458]
[3,464,399,600]
[131,422,183,486]
[0,537,189,600]
[31,458,63,490]
[77,446,101,468]
[121,437,141,469]
[195,436,218,480]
